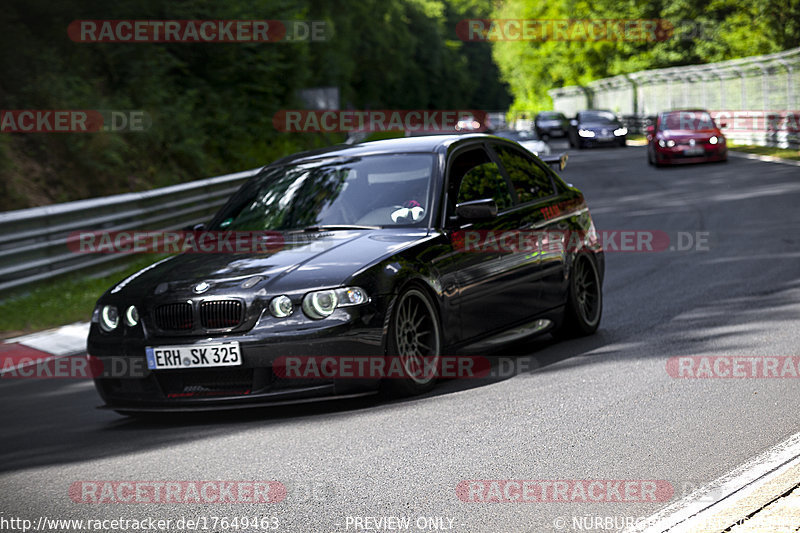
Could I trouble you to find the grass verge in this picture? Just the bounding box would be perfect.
[0,256,168,339]
[728,143,800,161]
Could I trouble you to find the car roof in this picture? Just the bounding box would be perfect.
[269,133,497,166]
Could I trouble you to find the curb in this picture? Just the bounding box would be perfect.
[1,322,89,375]
[728,150,800,167]
[626,431,800,532]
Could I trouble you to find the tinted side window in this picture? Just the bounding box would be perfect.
[492,144,554,203]
[451,147,513,211]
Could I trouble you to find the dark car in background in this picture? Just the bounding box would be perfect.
[88,134,604,414]
[534,111,570,139]
[646,109,727,166]
[568,110,628,148]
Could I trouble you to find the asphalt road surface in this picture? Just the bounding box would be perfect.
[1,143,799,533]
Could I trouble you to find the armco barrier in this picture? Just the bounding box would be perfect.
[548,46,800,148]
[0,168,260,297]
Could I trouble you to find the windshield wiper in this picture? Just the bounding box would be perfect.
[298,224,380,232]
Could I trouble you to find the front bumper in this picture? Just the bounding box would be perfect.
[578,135,625,146]
[89,304,386,411]
[654,144,727,164]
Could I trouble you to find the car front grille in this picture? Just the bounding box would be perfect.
[200,300,243,329]
[154,303,193,331]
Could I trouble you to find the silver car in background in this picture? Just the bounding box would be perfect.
[493,129,551,156]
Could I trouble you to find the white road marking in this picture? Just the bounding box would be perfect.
[626,431,800,532]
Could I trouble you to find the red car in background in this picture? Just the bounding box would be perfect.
[646,110,727,166]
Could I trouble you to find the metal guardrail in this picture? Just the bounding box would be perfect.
[0,168,261,297]
[548,46,800,149]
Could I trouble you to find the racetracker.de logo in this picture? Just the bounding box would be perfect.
[68,231,285,254]
[69,481,286,503]
[274,355,493,380]
[456,19,674,42]
[666,356,800,378]
[68,20,330,43]
[451,229,709,253]
[0,110,149,133]
[272,110,488,133]
[0,355,146,380]
[456,480,674,502]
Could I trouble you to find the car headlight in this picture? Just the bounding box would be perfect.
[99,305,119,332]
[302,290,339,319]
[658,139,666,147]
[301,287,369,320]
[614,127,627,136]
[667,140,675,147]
[338,287,368,307]
[124,305,139,327]
[709,136,720,145]
[578,129,595,138]
[269,295,294,318]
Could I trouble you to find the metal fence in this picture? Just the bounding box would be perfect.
[0,168,260,297]
[548,46,800,147]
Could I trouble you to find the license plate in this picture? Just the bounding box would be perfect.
[146,342,241,370]
[683,147,704,156]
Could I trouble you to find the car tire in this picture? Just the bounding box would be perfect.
[553,254,602,339]
[383,286,442,396]
[618,138,626,147]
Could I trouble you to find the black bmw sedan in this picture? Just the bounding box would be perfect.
[88,134,604,414]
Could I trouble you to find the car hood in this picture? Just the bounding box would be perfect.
[108,228,432,298]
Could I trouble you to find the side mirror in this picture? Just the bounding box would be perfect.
[455,198,498,221]
[540,153,568,171]
[719,121,728,128]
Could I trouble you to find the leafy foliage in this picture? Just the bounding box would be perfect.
[490,0,800,112]
[0,0,511,210]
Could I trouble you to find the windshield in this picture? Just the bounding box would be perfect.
[495,130,541,142]
[660,111,716,131]
[579,111,617,124]
[211,154,435,231]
